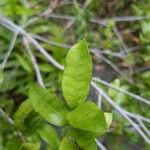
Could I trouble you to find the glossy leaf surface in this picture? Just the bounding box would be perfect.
[70,129,97,150]
[29,83,68,126]
[62,40,92,109]
[67,101,107,133]
[59,135,76,150]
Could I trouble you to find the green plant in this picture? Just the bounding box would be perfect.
[1,0,149,149]
[28,40,112,150]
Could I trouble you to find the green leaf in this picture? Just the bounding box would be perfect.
[142,21,150,34]
[15,53,32,73]
[0,69,4,87]
[38,124,60,149]
[59,135,77,150]
[67,101,107,134]
[14,100,33,127]
[0,135,4,150]
[39,63,53,73]
[70,129,97,150]
[29,83,69,126]
[24,112,44,135]
[115,86,128,105]
[62,39,92,109]
[104,113,112,129]
[108,79,120,98]
[21,143,40,150]
[5,137,21,150]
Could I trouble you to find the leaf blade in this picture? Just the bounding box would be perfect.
[59,135,76,150]
[70,129,97,150]
[62,39,92,108]
[29,83,68,126]
[14,100,33,127]
[104,112,113,129]
[67,101,107,134]
[38,124,60,149]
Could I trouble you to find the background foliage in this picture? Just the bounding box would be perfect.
[0,0,150,149]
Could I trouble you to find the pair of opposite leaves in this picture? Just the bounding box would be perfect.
[28,40,112,150]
